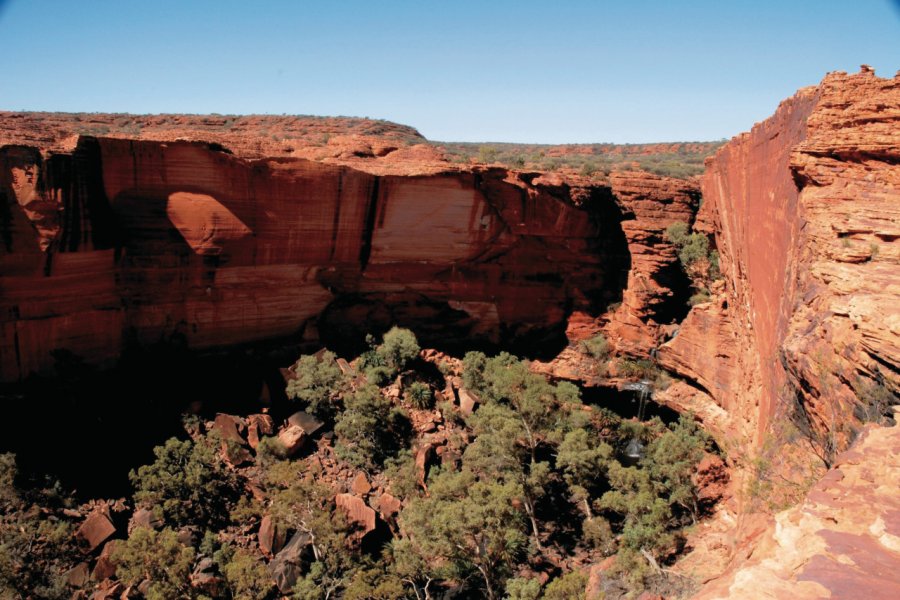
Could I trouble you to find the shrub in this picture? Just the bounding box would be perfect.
[688,289,711,306]
[335,386,409,470]
[220,546,274,599]
[130,435,241,528]
[379,327,421,373]
[583,516,617,555]
[505,577,542,600]
[365,365,394,387]
[853,376,895,424]
[617,358,655,380]
[112,527,195,600]
[478,145,499,163]
[580,333,610,360]
[405,381,433,409]
[543,570,588,600]
[287,351,344,420]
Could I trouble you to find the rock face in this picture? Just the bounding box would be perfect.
[695,410,900,600]
[652,68,900,596]
[659,68,899,454]
[0,133,632,379]
[605,171,700,356]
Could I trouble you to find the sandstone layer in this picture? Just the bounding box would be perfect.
[650,68,900,598]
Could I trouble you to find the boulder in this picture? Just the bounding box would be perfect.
[335,493,377,536]
[64,562,91,587]
[128,508,162,533]
[76,510,115,553]
[268,531,312,593]
[287,411,324,436]
[212,413,245,444]
[190,557,224,596]
[457,388,479,416]
[91,540,119,581]
[351,472,371,496]
[375,493,402,520]
[258,514,285,557]
[277,425,308,456]
[247,414,275,449]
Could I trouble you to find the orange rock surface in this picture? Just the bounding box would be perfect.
[695,410,900,600]
[655,67,900,596]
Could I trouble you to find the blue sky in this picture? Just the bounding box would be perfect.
[0,0,898,143]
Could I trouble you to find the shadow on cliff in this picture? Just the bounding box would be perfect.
[318,185,632,361]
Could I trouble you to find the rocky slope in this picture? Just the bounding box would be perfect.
[694,408,900,600]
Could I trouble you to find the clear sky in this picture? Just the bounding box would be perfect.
[0,0,898,143]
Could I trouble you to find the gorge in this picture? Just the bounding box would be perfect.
[0,67,898,599]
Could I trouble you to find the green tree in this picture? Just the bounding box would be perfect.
[504,576,542,600]
[112,527,196,600]
[265,463,358,598]
[399,469,527,600]
[220,546,274,599]
[379,327,421,373]
[556,428,613,518]
[645,415,710,523]
[464,403,550,548]
[130,435,241,528]
[542,570,588,600]
[335,385,408,470]
[287,351,344,421]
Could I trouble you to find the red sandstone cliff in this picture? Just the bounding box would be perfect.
[0,131,636,380]
[660,68,899,455]
[651,68,900,597]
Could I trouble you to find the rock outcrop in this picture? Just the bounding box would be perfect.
[653,67,900,597]
[695,409,900,600]
[604,171,700,356]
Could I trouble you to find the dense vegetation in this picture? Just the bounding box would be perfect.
[0,329,719,599]
[436,141,724,179]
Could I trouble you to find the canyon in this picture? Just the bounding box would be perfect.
[1,66,898,598]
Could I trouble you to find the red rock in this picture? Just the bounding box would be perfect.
[212,413,245,444]
[415,443,437,490]
[277,425,307,456]
[660,68,899,459]
[91,540,119,581]
[335,493,377,537]
[247,413,274,449]
[75,510,115,553]
[351,472,371,495]
[457,388,479,416]
[286,411,324,436]
[605,171,700,358]
[695,413,900,600]
[0,129,626,380]
[375,493,402,520]
[128,507,162,533]
[65,562,91,587]
[258,514,285,557]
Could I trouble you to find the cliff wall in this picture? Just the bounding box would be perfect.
[659,69,899,457]
[0,136,632,380]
